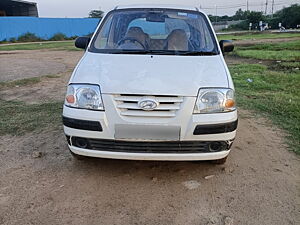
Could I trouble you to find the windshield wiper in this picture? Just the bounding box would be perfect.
[110,50,152,55]
[111,50,173,55]
[109,50,218,56]
[178,51,218,56]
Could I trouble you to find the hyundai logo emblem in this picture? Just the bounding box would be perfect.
[138,98,159,111]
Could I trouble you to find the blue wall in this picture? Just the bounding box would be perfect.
[0,17,100,41]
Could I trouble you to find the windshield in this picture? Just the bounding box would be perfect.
[90,9,219,55]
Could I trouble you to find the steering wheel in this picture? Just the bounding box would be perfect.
[117,37,146,49]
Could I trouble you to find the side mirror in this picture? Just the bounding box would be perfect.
[75,36,91,49]
[219,40,234,53]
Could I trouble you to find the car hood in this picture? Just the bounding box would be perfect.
[72,52,229,97]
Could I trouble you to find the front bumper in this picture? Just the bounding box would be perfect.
[62,95,238,161]
[69,145,231,161]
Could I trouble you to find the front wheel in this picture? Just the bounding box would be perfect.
[211,156,228,164]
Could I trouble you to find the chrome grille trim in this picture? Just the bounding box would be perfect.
[114,95,183,118]
[114,96,183,103]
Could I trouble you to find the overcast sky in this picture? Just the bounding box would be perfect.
[35,0,299,18]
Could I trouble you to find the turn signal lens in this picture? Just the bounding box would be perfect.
[66,95,75,104]
[225,99,235,108]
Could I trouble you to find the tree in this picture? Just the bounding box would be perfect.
[233,8,250,20]
[272,4,300,28]
[209,4,300,30]
[247,11,265,24]
[229,10,266,30]
[89,10,104,18]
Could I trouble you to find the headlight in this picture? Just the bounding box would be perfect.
[64,84,104,110]
[194,88,236,114]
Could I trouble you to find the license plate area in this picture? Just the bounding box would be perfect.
[115,124,180,141]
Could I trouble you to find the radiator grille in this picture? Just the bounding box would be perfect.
[114,94,183,118]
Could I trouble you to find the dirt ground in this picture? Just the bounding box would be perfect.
[0,50,83,82]
[0,49,299,225]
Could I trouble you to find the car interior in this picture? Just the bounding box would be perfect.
[119,26,189,51]
[118,26,190,51]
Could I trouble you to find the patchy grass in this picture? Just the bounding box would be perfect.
[238,40,300,51]
[230,64,300,154]
[217,32,300,41]
[0,77,41,88]
[45,74,61,79]
[269,61,300,72]
[278,62,300,70]
[235,49,300,61]
[0,74,60,89]
[0,100,63,136]
[0,41,81,51]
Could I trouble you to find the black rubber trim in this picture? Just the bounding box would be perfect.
[62,117,103,132]
[193,120,238,135]
[70,137,230,153]
[65,135,71,145]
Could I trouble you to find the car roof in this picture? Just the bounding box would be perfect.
[116,4,201,12]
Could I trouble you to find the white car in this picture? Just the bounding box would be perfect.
[63,5,238,164]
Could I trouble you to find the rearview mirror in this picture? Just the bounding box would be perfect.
[75,36,91,49]
[146,12,166,22]
[219,40,234,53]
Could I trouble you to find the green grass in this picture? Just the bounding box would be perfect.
[229,64,300,154]
[238,40,300,51]
[235,49,300,61]
[217,32,300,41]
[0,100,63,135]
[233,40,300,61]
[0,41,81,51]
